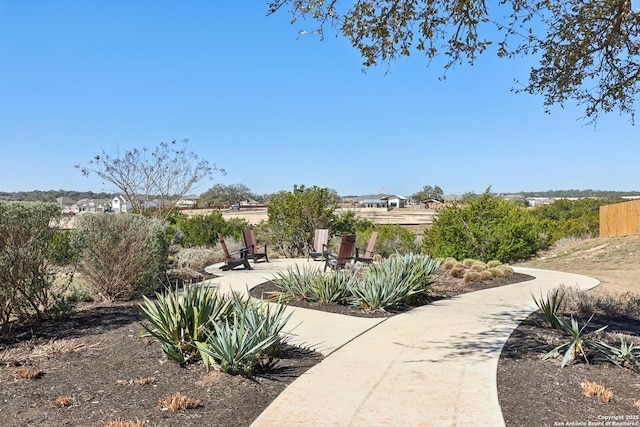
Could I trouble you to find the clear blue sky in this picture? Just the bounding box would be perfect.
[1,2,638,197]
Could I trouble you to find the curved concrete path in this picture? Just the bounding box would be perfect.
[206,260,599,426]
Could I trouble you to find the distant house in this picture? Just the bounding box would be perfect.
[239,199,263,208]
[381,195,408,209]
[56,197,77,214]
[176,195,199,208]
[112,196,128,213]
[359,198,387,208]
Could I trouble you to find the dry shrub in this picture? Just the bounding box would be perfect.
[449,266,467,279]
[117,377,156,386]
[562,286,640,320]
[463,271,482,283]
[487,260,501,268]
[470,262,487,272]
[479,270,494,281]
[158,392,200,411]
[49,395,73,407]
[442,258,457,270]
[581,381,614,403]
[105,420,144,427]
[14,367,43,379]
[173,248,218,270]
[554,236,590,251]
[30,338,86,359]
[462,258,476,268]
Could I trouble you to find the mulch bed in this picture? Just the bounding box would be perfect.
[498,311,640,427]
[2,268,636,426]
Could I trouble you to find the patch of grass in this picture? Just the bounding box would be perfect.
[117,377,156,385]
[48,395,73,407]
[580,381,613,403]
[104,420,144,427]
[158,392,200,411]
[14,367,43,379]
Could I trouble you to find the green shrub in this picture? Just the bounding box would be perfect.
[72,214,168,302]
[422,190,541,263]
[47,230,77,267]
[0,201,64,331]
[373,224,418,257]
[172,212,248,248]
[265,185,338,257]
[533,198,621,245]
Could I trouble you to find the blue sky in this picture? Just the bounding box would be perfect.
[1,2,638,197]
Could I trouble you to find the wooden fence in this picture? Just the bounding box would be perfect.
[600,199,640,237]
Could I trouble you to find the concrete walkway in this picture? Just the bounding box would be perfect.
[206,259,600,426]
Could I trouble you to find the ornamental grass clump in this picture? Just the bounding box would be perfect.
[350,254,440,311]
[463,271,481,283]
[470,262,487,272]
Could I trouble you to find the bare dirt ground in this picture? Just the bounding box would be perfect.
[498,235,640,427]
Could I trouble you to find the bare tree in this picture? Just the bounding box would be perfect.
[76,139,224,221]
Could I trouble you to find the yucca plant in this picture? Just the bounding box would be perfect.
[139,285,233,364]
[599,337,640,370]
[542,314,608,368]
[309,270,353,305]
[532,287,566,328]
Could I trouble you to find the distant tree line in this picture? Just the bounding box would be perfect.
[0,190,117,202]
[517,190,640,198]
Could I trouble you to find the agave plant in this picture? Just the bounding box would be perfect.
[542,314,608,368]
[532,287,566,328]
[196,294,291,375]
[139,285,233,364]
[350,253,441,311]
[309,270,353,305]
[270,265,319,301]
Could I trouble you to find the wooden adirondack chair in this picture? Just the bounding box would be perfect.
[242,229,269,263]
[218,233,251,271]
[355,231,379,263]
[324,234,356,271]
[308,228,329,261]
